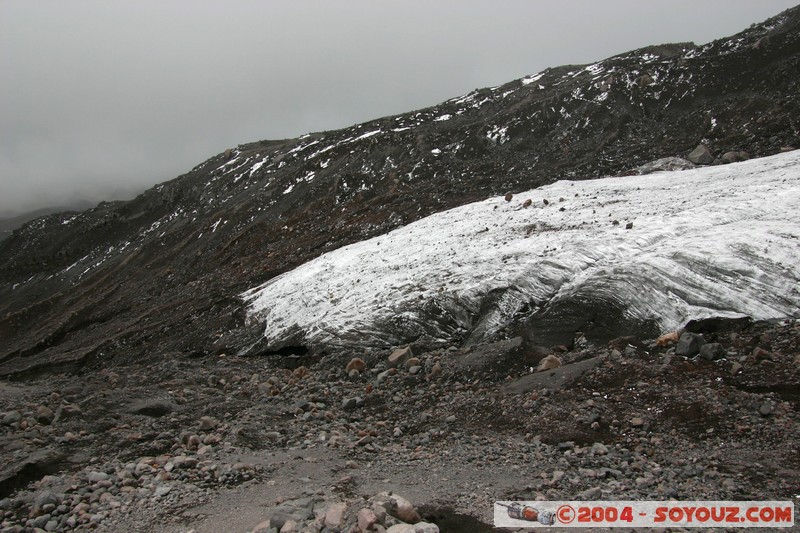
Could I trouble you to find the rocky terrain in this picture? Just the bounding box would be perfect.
[1,317,798,531]
[1,5,800,533]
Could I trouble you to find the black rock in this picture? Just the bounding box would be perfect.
[675,332,705,357]
[699,342,726,361]
[128,399,175,418]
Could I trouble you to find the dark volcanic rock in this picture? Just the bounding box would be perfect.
[676,332,706,356]
[0,449,64,498]
[688,144,714,165]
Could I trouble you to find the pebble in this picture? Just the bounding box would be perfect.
[537,355,562,372]
[591,442,609,456]
[577,486,602,500]
[346,358,366,373]
[36,406,55,425]
[1,410,22,425]
[358,508,379,531]
[198,416,219,431]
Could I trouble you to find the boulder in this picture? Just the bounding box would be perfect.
[324,502,347,529]
[36,406,55,425]
[536,354,562,372]
[388,346,414,368]
[656,331,680,346]
[688,144,714,165]
[128,399,174,418]
[635,157,695,174]
[699,342,726,361]
[346,357,366,373]
[721,151,741,164]
[675,332,705,356]
[504,357,602,394]
[372,492,421,524]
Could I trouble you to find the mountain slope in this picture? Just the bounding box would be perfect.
[1,6,799,376]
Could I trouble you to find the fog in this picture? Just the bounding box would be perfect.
[1,0,796,217]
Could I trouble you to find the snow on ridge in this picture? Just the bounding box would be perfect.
[242,151,800,350]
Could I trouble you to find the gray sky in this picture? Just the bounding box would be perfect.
[1,1,797,218]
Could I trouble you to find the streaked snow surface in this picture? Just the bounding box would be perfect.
[243,151,800,349]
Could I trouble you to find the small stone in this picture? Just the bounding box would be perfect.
[656,331,679,346]
[33,490,60,513]
[688,144,713,165]
[730,362,743,375]
[358,508,379,531]
[1,410,22,425]
[36,405,55,425]
[429,362,443,378]
[404,357,421,369]
[625,222,634,230]
[630,417,645,428]
[445,415,456,423]
[128,399,173,417]
[342,397,362,410]
[675,332,705,357]
[522,199,532,208]
[374,492,421,523]
[504,193,513,202]
[408,365,422,375]
[536,354,561,372]
[721,151,740,164]
[57,403,83,419]
[758,402,773,416]
[186,434,202,449]
[346,357,366,373]
[591,442,609,456]
[752,347,772,361]
[87,471,109,483]
[388,346,414,368]
[699,342,726,361]
[153,485,171,497]
[280,520,299,533]
[577,486,602,500]
[31,514,51,529]
[280,519,298,533]
[324,502,347,529]
[199,416,219,431]
[251,519,272,533]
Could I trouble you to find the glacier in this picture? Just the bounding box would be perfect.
[242,150,800,351]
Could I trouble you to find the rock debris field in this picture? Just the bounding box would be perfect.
[1,317,798,532]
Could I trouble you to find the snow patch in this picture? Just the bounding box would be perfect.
[353,130,382,142]
[521,73,544,86]
[486,125,509,145]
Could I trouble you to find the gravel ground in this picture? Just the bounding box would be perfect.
[1,318,798,532]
